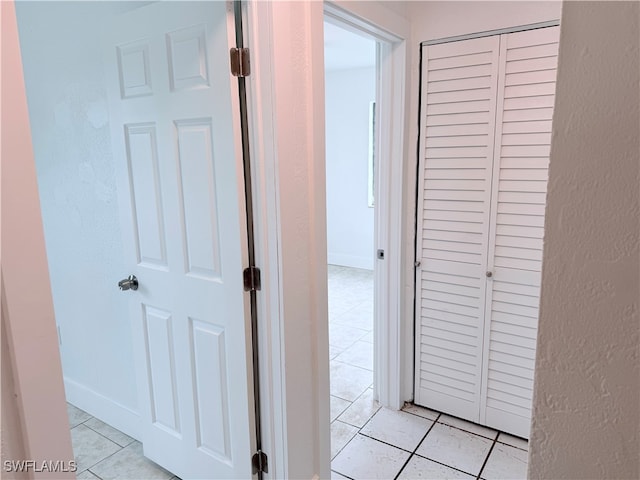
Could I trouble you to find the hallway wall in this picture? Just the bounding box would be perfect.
[15,2,140,435]
[530,2,640,477]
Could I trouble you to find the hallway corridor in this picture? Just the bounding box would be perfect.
[328,265,529,479]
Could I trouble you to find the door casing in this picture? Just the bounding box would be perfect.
[243,1,411,476]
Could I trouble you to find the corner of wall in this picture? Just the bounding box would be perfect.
[529,2,640,478]
[1,1,75,476]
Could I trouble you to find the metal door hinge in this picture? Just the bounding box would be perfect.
[252,450,268,474]
[230,47,251,77]
[243,266,261,292]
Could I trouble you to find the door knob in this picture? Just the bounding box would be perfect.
[118,275,138,291]
[486,271,493,278]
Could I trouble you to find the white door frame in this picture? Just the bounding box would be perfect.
[322,1,410,410]
[244,1,410,477]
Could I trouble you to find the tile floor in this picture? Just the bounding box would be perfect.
[328,265,529,480]
[66,403,179,479]
[67,265,527,479]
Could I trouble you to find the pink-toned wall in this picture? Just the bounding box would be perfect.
[1,2,74,478]
[1,283,27,479]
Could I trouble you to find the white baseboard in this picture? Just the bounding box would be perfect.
[327,253,374,270]
[64,377,141,441]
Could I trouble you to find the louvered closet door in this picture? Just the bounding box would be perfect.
[481,26,560,438]
[415,26,559,438]
[414,36,500,421]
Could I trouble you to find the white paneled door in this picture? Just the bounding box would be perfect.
[415,26,559,439]
[105,2,254,478]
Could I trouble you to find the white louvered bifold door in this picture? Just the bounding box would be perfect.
[414,36,500,422]
[415,26,559,439]
[480,26,560,438]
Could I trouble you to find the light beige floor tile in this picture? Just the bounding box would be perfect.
[329,298,358,318]
[497,432,528,451]
[67,403,92,428]
[330,361,372,402]
[329,323,369,350]
[331,395,352,422]
[416,423,493,476]
[334,341,373,371]
[402,403,440,421]
[333,306,373,331]
[331,421,359,459]
[71,424,121,473]
[361,408,433,452]
[398,455,474,479]
[329,344,344,360]
[90,441,173,480]
[84,417,134,448]
[332,434,410,480]
[439,414,498,439]
[338,388,380,428]
[481,443,528,479]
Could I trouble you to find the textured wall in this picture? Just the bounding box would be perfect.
[529,2,640,478]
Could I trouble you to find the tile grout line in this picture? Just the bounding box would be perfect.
[434,419,498,441]
[401,407,440,423]
[392,412,441,479]
[393,408,508,479]
[330,470,356,480]
[73,414,163,478]
[333,388,379,428]
[411,451,485,478]
[332,358,373,373]
[476,431,500,480]
[81,418,135,449]
[403,422,499,479]
[330,392,392,475]
[72,417,124,473]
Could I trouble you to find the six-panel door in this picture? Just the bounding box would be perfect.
[105,2,254,478]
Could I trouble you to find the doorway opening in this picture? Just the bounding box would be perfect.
[323,16,381,459]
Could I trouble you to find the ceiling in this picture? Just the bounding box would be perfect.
[324,21,376,72]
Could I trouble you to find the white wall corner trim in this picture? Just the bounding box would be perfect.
[245,1,330,478]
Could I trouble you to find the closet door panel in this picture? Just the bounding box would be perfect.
[482,26,560,439]
[414,35,500,421]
